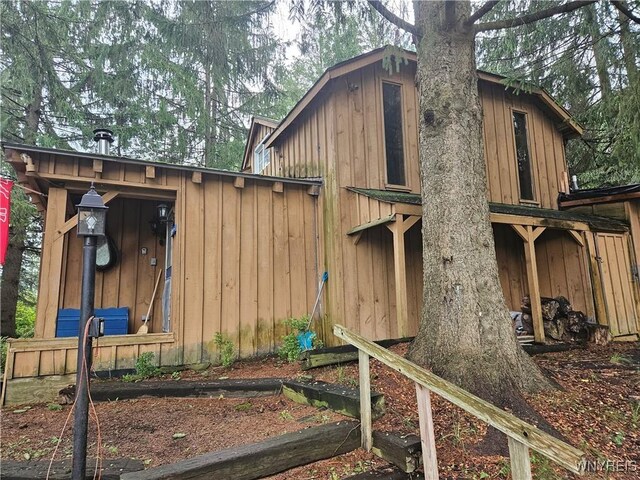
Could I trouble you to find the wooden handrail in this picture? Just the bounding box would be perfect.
[333,324,584,476]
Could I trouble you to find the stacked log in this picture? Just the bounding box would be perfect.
[520,295,590,343]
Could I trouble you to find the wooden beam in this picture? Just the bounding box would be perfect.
[333,324,585,474]
[559,191,640,208]
[56,191,119,238]
[233,176,244,189]
[25,171,179,192]
[387,214,409,337]
[531,226,546,242]
[508,437,533,480]
[585,232,609,327]
[394,203,421,216]
[567,230,585,247]
[120,421,361,480]
[22,153,36,173]
[352,231,363,245]
[272,181,284,193]
[347,215,395,236]
[92,159,103,174]
[145,166,156,179]
[511,224,529,243]
[416,384,438,480]
[522,225,545,343]
[192,171,202,184]
[35,188,68,338]
[490,212,590,231]
[359,351,372,451]
[307,184,320,196]
[401,215,420,233]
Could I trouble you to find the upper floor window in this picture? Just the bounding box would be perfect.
[382,82,406,186]
[513,111,535,202]
[253,136,270,174]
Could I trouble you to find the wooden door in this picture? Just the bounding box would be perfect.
[595,232,640,339]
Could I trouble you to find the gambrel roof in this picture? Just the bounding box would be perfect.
[264,46,583,149]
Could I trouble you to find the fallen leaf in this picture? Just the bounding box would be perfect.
[172,433,187,439]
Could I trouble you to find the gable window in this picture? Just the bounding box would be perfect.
[512,111,535,202]
[382,82,406,186]
[254,137,270,174]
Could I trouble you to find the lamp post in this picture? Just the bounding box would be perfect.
[72,184,108,480]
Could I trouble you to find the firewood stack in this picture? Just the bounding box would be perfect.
[520,295,590,343]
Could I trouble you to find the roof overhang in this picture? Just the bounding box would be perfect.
[559,184,640,208]
[347,188,627,234]
[265,46,583,148]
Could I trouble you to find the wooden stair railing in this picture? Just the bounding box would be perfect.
[333,324,585,480]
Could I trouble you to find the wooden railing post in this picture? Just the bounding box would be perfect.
[416,384,439,479]
[358,350,372,451]
[508,437,533,480]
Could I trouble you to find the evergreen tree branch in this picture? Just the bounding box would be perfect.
[466,1,501,26]
[366,1,418,36]
[475,0,596,32]
[611,1,640,24]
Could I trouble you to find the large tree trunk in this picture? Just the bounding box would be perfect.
[1,228,25,338]
[409,0,550,406]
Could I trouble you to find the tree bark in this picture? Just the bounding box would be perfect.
[409,0,550,405]
[618,7,638,84]
[585,3,612,98]
[1,228,25,338]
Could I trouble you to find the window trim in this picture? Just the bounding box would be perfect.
[253,134,271,174]
[510,108,538,205]
[381,80,408,189]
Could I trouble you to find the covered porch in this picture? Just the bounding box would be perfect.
[346,188,636,344]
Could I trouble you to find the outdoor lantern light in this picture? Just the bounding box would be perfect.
[157,203,169,223]
[77,184,108,236]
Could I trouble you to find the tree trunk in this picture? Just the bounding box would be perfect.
[1,228,25,338]
[409,0,550,405]
[618,8,638,84]
[585,3,611,98]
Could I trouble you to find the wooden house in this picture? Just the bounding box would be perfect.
[2,144,321,404]
[244,46,639,345]
[3,47,639,404]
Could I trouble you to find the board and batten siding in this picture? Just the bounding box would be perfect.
[172,174,320,364]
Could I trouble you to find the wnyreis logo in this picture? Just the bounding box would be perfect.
[578,459,637,473]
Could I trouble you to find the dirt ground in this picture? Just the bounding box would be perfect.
[1,342,639,479]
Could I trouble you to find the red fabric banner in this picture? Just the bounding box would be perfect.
[0,179,14,266]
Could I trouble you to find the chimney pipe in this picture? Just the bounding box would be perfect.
[571,175,579,191]
[93,128,114,156]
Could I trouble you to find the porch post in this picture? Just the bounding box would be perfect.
[387,214,420,338]
[36,187,68,338]
[512,225,546,343]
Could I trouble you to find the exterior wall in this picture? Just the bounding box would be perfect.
[481,83,570,209]
[269,63,571,209]
[171,173,319,363]
[244,123,276,173]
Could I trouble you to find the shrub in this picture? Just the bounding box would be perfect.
[135,352,158,378]
[278,316,322,362]
[214,333,236,368]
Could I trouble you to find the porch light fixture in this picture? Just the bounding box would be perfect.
[77,184,108,236]
[157,203,169,223]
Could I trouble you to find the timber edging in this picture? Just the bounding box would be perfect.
[90,378,284,401]
[0,458,144,480]
[120,420,360,480]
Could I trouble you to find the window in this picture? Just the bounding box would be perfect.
[253,137,270,174]
[382,82,406,186]
[512,111,535,202]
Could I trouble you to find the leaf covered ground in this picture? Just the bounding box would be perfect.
[1,342,638,479]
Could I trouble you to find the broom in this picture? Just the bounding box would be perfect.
[137,269,163,334]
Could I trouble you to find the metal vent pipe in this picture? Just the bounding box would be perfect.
[93,128,114,155]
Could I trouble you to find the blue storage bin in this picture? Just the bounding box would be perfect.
[56,307,129,337]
